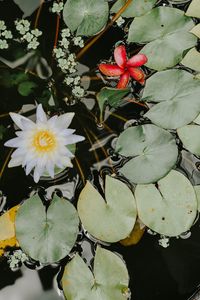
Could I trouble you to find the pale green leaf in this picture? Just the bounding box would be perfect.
[177,125,200,156]
[111,0,157,18]
[63,0,109,36]
[16,194,79,263]
[190,24,200,38]
[135,170,197,236]
[142,69,200,129]
[181,48,200,72]
[13,0,42,17]
[115,124,178,184]
[186,0,200,18]
[62,246,129,300]
[194,186,200,212]
[78,175,137,242]
[128,7,197,70]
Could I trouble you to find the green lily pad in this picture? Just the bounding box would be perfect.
[111,0,157,18]
[63,0,109,36]
[128,7,197,70]
[186,0,200,18]
[77,175,137,242]
[177,125,200,156]
[62,246,129,300]
[115,124,178,184]
[142,69,200,129]
[181,48,200,72]
[96,87,130,121]
[194,113,200,125]
[14,0,41,17]
[135,170,197,236]
[194,186,200,212]
[16,194,79,263]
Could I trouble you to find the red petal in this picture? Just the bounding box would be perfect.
[138,74,146,85]
[114,45,127,69]
[127,54,148,67]
[128,67,144,81]
[99,64,124,76]
[117,71,130,89]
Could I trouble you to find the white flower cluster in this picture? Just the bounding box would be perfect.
[53,28,85,98]
[0,20,13,49]
[52,1,64,13]
[6,250,28,271]
[158,237,170,248]
[15,19,42,50]
[115,16,125,27]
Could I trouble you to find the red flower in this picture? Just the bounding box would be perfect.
[99,45,148,89]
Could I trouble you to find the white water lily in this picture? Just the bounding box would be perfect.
[5,104,85,183]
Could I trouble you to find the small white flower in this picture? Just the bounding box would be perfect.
[5,104,85,183]
[69,67,76,74]
[73,36,84,48]
[61,28,71,38]
[64,77,74,85]
[72,86,85,98]
[15,19,30,35]
[0,39,8,49]
[74,76,81,85]
[58,58,69,70]
[158,237,169,248]
[27,38,39,50]
[115,16,125,27]
[60,37,70,50]
[0,20,6,31]
[52,1,64,13]
[2,30,12,39]
[23,32,33,42]
[31,29,42,37]
[54,47,65,58]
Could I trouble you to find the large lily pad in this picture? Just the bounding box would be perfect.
[63,0,109,36]
[177,125,200,156]
[16,194,79,263]
[135,170,197,236]
[77,175,137,242]
[142,69,200,129]
[111,0,157,18]
[115,124,178,184]
[128,7,197,70]
[62,246,129,300]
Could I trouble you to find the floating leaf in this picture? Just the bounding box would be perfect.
[97,87,130,121]
[78,175,137,243]
[18,81,37,96]
[13,0,42,18]
[111,0,157,18]
[190,24,200,38]
[63,0,109,36]
[120,219,145,246]
[115,124,178,184]
[0,205,20,256]
[181,48,200,72]
[62,246,129,300]
[177,125,200,156]
[128,7,197,70]
[135,170,197,236]
[194,186,200,212]
[186,0,200,18]
[142,69,200,129]
[16,194,79,263]
[194,113,200,125]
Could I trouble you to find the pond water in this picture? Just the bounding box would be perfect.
[0,0,200,300]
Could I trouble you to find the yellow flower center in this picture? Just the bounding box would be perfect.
[32,130,56,153]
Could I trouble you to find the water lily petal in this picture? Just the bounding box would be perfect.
[128,67,144,81]
[8,157,23,168]
[138,74,146,85]
[46,161,55,178]
[56,113,75,129]
[36,104,48,123]
[10,113,34,130]
[114,45,127,68]
[4,137,22,148]
[65,134,85,145]
[25,160,36,175]
[127,53,148,67]
[117,71,130,89]
[99,64,124,76]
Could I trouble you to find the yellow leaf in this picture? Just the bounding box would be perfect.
[120,219,145,246]
[0,205,20,256]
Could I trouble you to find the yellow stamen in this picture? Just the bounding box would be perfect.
[32,130,56,153]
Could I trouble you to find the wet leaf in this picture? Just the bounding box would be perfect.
[115,124,178,184]
[13,0,42,18]
[135,170,197,236]
[186,0,200,18]
[0,205,20,256]
[177,125,200,156]
[120,219,145,246]
[181,48,200,72]
[142,69,200,129]
[18,81,37,96]
[16,194,79,263]
[190,24,200,38]
[78,175,137,243]
[63,0,109,36]
[62,246,129,300]
[96,87,130,121]
[128,7,197,70]
[111,0,157,18]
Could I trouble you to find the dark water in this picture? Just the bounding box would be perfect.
[0,1,200,300]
